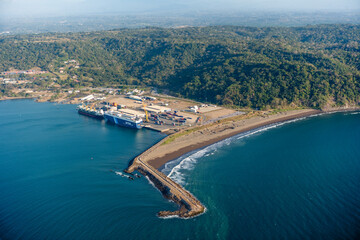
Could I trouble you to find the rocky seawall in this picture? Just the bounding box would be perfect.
[127,160,205,218]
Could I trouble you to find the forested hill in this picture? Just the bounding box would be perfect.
[1,25,359,109]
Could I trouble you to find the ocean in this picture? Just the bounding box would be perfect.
[1,100,359,239]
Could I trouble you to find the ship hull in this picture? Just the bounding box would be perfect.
[78,109,104,120]
[104,113,142,129]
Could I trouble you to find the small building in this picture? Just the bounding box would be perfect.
[127,95,142,101]
[81,94,94,101]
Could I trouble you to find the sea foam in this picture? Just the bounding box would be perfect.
[163,116,309,185]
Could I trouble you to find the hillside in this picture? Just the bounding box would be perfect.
[1,25,359,109]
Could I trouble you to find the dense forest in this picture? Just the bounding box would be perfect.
[1,25,359,109]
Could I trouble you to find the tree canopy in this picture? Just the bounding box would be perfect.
[1,25,359,109]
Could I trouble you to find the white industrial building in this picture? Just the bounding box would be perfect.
[144,105,172,113]
[127,95,142,101]
[81,94,94,101]
[118,108,146,118]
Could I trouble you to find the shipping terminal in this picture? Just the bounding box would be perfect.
[76,91,241,133]
[75,90,244,218]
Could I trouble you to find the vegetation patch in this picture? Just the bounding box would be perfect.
[1,25,359,109]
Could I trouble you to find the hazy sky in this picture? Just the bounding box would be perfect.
[1,0,359,18]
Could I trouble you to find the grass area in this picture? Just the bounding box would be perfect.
[160,107,314,146]
[161,126,204,145]
[161,111,261,145]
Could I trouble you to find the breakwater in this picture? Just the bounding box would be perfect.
[125,109,322,218]
[126,108,360,218]
[126,153,205,218]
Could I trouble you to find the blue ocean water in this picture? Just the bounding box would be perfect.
[1,100,360,240]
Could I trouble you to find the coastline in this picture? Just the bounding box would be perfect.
[125,108,325,218]
[146,109,322,169]
[147,107,360,169]
[125,107,359,218]
[0,97,34,101]
[2,97,359,219]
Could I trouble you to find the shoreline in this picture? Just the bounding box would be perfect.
[125,107,359,218]
[148,107,360,169]
[2,97,359,218]
[148,109,321,169]
[0,97,34,101]
[125,109,322,218]
[159,108,360,174]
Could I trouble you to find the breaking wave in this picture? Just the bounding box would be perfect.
[162,116,309,185]
[114,171,125,176]
[145,176,156,189]
[159,207,208,220]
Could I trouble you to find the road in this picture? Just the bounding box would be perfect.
[128,157,205,217]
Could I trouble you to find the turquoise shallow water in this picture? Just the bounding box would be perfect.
[1,100,360,239]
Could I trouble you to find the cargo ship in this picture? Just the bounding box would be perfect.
[77,105,104,120]
[104,111,143,129]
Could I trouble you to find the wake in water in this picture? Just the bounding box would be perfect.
[162,116,308,186]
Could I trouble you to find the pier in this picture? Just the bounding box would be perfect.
[126,136,205,218]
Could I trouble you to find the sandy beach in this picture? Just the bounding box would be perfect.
[140,109,322,169]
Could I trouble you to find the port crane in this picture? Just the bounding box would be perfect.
[84,103,95,111]
[142,102,149,122]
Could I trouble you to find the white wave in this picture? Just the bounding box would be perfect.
[319,110,358,116]
[114,171,125,176]
[159,207,208,220]
[166,138,232,185]
[145,176,208,220]
[167,156,196,185]
[144,176,165,196]
[165,115,311,186]
[159,215,180,219]
[234,117,306,141]
[145,176,156,188]
[312,110,360,117]
[114,171,134,180]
